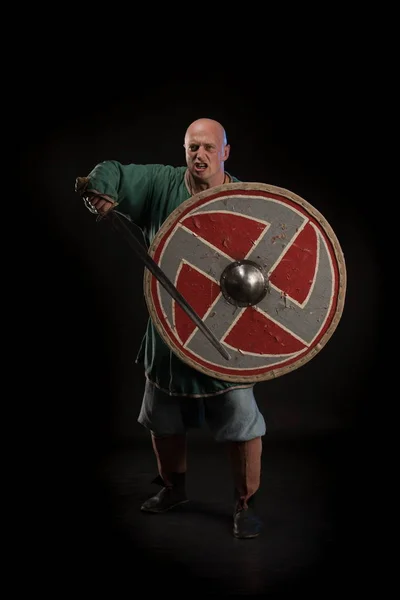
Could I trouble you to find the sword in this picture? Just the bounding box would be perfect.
[101,209,231,361]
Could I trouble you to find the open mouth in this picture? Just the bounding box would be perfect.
[194,162,207,173]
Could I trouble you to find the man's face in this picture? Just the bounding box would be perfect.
[184,124,230,183]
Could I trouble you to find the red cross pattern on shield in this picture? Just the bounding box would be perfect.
[144,182,347,382]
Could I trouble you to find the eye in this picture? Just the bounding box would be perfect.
[189,144,199,151]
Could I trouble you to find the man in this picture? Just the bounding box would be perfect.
[75,118,266,539]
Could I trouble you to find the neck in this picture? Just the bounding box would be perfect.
[186,171,228,196]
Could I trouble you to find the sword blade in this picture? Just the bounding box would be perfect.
[107,210,231,361]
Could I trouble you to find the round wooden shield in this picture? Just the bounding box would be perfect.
[143,182,346,382]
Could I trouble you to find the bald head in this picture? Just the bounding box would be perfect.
[184,118,228,147]
[183,118,230,191]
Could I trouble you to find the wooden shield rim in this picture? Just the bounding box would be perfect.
[143,182,347,382]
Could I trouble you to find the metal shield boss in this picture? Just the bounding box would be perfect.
[144,182,347,382]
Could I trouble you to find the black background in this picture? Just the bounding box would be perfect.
[20,48,384,594]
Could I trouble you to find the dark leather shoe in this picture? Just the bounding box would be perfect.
[141,473,188,513]
[233,496,262,539]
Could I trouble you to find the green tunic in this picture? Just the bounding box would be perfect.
[84,160,253,397]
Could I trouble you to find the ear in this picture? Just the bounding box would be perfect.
[223,144,231,161]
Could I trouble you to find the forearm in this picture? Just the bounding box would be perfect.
[76,160,156,224]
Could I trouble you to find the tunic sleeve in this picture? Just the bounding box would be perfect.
[81,160,167,226]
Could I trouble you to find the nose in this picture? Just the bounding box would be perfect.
[196,145,206,160]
